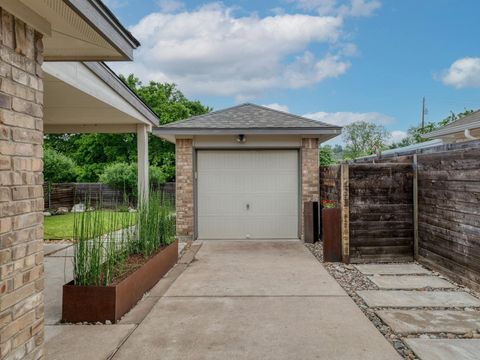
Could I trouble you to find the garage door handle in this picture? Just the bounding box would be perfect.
[246,204,250,210]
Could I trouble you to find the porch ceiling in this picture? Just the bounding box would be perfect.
[43,62,158,134]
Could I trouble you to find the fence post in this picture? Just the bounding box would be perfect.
[413,154,419,259]
[340,163,350,263]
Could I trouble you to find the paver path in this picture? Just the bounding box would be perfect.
[112,240,401,360]
[355,263,480,360]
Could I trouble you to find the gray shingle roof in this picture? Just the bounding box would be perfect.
[159,103,340,130]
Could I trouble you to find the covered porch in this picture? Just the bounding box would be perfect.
[42,61,159,198]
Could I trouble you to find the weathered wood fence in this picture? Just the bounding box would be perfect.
[320,163,414,263]
[320,139,480,290]
[44,182,176,210]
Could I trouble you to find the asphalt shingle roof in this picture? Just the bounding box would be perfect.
[160,103,340,129]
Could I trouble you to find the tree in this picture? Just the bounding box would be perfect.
[43,148,77,183]
[319,146,336,166]
[44,78,211,182]
[99,162,166,200]
[343,121,389,159]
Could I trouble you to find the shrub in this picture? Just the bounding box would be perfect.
[44,148,77,183]
[99,162,167,199]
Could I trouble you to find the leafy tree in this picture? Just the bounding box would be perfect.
[343,121,389,159]
[332,144,344,160]
[99,162,166,199]
[44,78,210,182]
[319,146,336,166]
[43,148,77,183]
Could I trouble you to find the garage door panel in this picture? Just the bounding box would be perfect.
[197,150,298,239]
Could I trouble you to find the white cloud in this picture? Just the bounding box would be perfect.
[303,111,394,126]
[110,3,351,99]
[440,57,480,88]
[388,130,408,145]
[262,103,290,112]
[157,0,185,13]
[289,0,381,17]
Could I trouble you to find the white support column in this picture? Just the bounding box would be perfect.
[137,124,149,202]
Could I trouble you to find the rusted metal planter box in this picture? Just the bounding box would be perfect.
[62,240,178,323]
[322,208,342,262]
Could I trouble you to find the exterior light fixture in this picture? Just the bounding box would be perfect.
[236,134,246,143]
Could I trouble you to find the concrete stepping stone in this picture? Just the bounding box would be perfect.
[369,276,455,289]
[406,339,480,360]
[376,310,480,334]
[357,290,480,308]
[355,263,431,275]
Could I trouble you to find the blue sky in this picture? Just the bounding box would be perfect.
[106,0,480,144]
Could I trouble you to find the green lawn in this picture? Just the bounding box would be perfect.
[44,211,136,240]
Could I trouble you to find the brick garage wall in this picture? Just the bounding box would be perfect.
[302,138,319,237]
[175,139,193,241]
[0,9,44,360]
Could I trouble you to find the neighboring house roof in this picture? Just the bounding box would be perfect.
[424,109,480,139]
[12,0,139,60]
[355,139,445,161]
[43,61,159,133]
[154,103,342,138]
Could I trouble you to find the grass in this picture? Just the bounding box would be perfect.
[44,211,136,240]
[72,191,176,286]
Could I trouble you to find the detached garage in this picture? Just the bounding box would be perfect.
[154,103,341,241]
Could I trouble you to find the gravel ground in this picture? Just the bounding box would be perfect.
[305,242,480,359]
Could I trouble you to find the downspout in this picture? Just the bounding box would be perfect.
[464,128,478,140]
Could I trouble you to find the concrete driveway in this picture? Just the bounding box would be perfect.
[112,240,400,360]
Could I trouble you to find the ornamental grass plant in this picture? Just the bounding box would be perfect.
[73,190,175,286]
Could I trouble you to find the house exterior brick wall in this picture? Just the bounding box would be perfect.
[0,9,44,360]
[301,138,319,237]
[175,139,194,241]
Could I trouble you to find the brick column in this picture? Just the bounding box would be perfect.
[301,138,319,238]
[175,139,194,242]
[0,9,45,360]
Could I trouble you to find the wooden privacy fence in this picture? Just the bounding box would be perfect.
[321,139,480,290]
[44,182,176,210]
[320,163,414,263]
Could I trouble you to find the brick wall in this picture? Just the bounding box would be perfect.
[175,139,193,241]
[301,138,319,237]
[0,9,44,360]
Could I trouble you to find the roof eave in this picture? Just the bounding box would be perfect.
[423,120,480,139]
[83,62,159,127]
[65,0,140,60]
[153,128,342,136]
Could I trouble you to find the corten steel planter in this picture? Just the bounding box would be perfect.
[303,201,319,243]
[62,240,178,323]
[322,208,342,262]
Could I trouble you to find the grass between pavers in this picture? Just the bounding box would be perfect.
[44,212,136,240]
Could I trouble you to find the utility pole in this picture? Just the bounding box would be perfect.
[421,97,427,129]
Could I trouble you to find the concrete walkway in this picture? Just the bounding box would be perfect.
[112,240,400,360]
[356,263,480,360]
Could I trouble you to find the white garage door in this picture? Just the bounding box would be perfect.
[197,150,299,239]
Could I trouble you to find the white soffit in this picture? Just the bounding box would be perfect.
[17,0,137,60]
[43,62,152,133]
